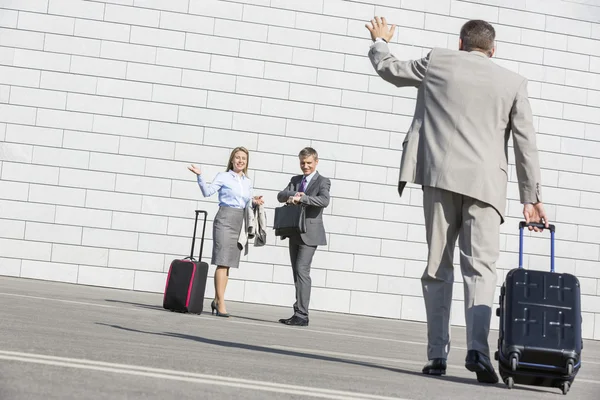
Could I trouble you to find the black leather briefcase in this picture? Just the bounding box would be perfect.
[273,204,306,238]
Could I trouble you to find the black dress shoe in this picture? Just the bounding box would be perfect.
[422,358,447,376]
[278,316,293,324]
[465,350,499,384]
[284,315,309,326]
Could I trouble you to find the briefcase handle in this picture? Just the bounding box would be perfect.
[518,221,556,272]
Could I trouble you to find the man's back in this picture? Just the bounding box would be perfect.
[412,48,528,217]
[370,43,541,219]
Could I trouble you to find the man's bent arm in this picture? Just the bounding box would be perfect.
[300,178,331,208]
[368,41,430,88]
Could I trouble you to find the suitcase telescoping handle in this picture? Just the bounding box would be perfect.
[518,221,556,272]
[189,210,208,261]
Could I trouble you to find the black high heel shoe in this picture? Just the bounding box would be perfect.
[211,300,230,318]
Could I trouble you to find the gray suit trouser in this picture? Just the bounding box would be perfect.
[422,186,500,360]
[289,234,317,320]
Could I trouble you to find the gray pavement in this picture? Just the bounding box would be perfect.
[0,276,598,400]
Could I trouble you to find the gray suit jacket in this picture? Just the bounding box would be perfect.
[277,172,331,246]
[369,43,542,222]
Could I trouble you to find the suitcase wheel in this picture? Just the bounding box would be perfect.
[561,381,570,395]
[496,307,500,317]
[505,376,514,389]
[509,354,519,371]
[566,360,574,376]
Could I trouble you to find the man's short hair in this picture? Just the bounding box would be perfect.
[299,147,318,160]
[460,19,495,56]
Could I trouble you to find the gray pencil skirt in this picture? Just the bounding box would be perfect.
[212,206,244,268]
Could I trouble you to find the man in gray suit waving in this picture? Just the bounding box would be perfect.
[366,17,549,383]
[277,147,331,326]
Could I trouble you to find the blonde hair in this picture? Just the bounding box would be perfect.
[226,146,250,175]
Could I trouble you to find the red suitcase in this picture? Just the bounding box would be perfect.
[163,210,209,314]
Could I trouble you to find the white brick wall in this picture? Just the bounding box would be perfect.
[1,0,599,341]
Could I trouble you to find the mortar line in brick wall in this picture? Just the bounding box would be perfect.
[3,132,600,200]
[0,217,190,244]
[457,0,598,27]
[2,98,600,154]
[0,170,572,219]
[5,56,599,120]
[77,211,85,249]
[4,198,569,244]
[1,32,597,92]
[40,30,48,54]
[56,165,61,189]
[35,68,42,90]
[542,46,547,68]
[121,68,127,117]
[8,2,600,44]
[136,227,141,259]
[10,88,598,142]
[9,11,598,62]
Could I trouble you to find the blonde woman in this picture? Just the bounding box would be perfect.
[188,147,264,317]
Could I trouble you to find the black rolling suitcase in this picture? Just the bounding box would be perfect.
[495,222,582,395]
[163,210,209,314]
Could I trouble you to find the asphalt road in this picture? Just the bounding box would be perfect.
[0,276,598,399]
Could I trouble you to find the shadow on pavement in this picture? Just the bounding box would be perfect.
[104,299,165,311]
[95,322,554,394]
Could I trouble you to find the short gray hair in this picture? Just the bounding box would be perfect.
[298,147,318,160]
[460,19,495,56]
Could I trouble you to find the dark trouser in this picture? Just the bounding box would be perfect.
[289,234,317,320]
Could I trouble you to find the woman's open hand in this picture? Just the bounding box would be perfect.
[188,164,201,175]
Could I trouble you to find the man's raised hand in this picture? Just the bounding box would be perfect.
[365,16,395,43]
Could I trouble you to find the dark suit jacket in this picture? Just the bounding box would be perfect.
[277,172,331,246]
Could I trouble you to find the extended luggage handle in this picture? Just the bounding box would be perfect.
[518,221,556,272]
[188,210,208,262]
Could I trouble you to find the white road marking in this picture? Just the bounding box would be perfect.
[0,292,122,309]
[0,350,411,400]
